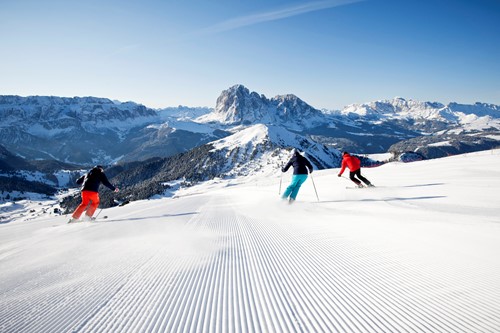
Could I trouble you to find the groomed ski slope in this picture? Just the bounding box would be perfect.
[1,150,500,333]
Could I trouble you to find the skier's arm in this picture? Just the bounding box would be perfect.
[100,173,117,191]
[282,159,293,172]
[338,160,347,176]
[76,175,85,185]
[306,159,313,174]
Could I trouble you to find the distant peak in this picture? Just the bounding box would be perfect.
[227,84,250,93]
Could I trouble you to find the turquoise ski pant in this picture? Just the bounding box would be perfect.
[282,174,308,200]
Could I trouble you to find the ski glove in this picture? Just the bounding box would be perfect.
[337,174,341,177]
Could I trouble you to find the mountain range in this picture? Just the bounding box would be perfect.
[1,84,499,205]
[2,85,499,163]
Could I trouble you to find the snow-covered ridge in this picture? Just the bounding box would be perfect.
[0,95,158,131]
[212,124,269,151]
[341,97,500,124]
[210,124,341,178]
[0,95,219,163]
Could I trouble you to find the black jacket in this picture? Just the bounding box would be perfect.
[282,152,313,175]
[76,167,115,192]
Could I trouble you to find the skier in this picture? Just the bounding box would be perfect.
[338,151,374,188]
[69,165,119,223]
[281,149,314,203]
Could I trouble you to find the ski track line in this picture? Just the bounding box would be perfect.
[247,215,401,332]
[284,214,500,332]
[73,248,178,333]
[328,200,499,330]
[354,214,500,327]
[246,204,406,331]
[290,230,491,333]
[252,222,386,332]
[62,199,213,333]
[290,220,476,326]
[236,212,341,332]
[228,213,297,330]
[1,238,155,333]
[1,204,199,333]
[69,204,209,332]
[5,264,103,332]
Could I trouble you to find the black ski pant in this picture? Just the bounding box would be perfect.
[350,169,371,186]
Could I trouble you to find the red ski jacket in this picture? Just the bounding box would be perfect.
[338,153,361,175]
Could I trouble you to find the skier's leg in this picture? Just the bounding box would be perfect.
[355,169,372,186]
[282,175,301,199]
[282,181,292,199]
[72,191,92,219]
[282,182,293,199]
[85,192,100,217]
[290,175,308,200]
[349,171,361,185]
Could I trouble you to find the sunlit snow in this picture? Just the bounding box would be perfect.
[1,150,500,332]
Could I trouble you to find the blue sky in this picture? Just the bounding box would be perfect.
[1,0,499,110]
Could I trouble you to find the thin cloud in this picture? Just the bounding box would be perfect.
[197,0,364,36]
[106,44,141,59]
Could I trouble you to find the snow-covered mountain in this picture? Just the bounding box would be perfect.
[341,98,449,120]
[341,97,500,133]
[327,97,500,157]
[197,84,326,130]
[209,124,341,177]
[0,95,157,130]
[0,96,221,164]
[2,89,499,165]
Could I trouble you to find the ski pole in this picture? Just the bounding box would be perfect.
[94,196,113,219]
[310,173,320,202]
[278,164,283,195]
[94,208,103,219]
[279,172,283,195]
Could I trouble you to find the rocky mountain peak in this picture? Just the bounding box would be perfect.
[200,84,325,129]
[212,84,267,124]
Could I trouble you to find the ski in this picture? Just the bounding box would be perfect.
[345,185,376,189]
[67,216,108,224]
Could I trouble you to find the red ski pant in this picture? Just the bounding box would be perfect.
[72,190,100,219]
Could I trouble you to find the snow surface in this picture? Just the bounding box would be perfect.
[1,150,500,332]
[367,153,393,162]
